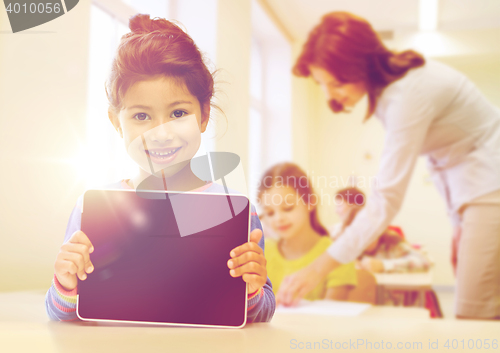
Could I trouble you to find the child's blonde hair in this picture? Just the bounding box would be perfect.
[257,162,328,236]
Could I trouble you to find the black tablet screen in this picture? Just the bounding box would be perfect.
[78,189,250,327]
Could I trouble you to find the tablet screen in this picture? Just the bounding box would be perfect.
[78,189,250,328]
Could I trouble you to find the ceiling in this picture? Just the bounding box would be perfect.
[264,0,500,41]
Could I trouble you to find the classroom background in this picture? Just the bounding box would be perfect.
[1,0,499,304]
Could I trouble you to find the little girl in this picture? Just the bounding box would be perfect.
[258,163,363,303]
[45,14,275,323]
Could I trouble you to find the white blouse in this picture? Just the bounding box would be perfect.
[327,59,500,264]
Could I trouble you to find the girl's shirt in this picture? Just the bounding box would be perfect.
[45,180,275,323]
[265,237,357,301]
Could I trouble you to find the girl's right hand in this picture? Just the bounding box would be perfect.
[54,230,94,291]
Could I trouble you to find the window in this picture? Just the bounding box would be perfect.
[85,4,134,188]
[249,0,292,205]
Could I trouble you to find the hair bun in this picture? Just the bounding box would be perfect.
[129,13,174,34]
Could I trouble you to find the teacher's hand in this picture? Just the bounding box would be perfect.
[276,252,340,306]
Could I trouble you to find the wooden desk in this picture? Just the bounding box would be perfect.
[375,272,433,307]
[1,291,498,353]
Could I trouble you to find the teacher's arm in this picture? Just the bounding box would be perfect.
[277,81,436,306]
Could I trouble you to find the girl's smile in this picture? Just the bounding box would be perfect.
[145,145,182,165]
[108,76,209,184]
[277,224,292,232]
[261,186,311,240]
[147,146,182,160]
[260,183,323,261]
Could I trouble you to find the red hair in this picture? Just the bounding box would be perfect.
[293,12,425,120]
[106,14,218,115]
[257,162,328,236]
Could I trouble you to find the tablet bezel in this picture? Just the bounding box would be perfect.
[76,188,251,329]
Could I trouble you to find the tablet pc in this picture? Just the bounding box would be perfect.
[77,189,250,328]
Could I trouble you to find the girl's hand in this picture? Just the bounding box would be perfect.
[54,230,94,291]
[276,265,322,307]
[360,257,384,273]
[227,229,267,294]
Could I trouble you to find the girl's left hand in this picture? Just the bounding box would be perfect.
[227,229,267,294]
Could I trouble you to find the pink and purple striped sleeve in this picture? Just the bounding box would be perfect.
[45,274,79,321]
[245,209,276,323]
[45,201,82,322]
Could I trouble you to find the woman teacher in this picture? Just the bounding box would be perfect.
[277,12,500,320]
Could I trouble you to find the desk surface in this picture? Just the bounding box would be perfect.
[1,291,498,353]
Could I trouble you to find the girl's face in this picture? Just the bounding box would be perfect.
[364,237,380,254]
[109,76,209,178]
[260,186,311,241]
[308,65,366,112]
[335,200,355,222]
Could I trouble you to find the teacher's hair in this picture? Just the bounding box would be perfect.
[257,162,329,236]
[293,12,425,120]
[106,14,219,116]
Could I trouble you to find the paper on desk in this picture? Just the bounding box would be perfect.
[276,300,371,317]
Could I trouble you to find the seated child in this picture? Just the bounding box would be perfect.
[258,163,369,302]
[332,187,438,309]
[45,14,275,323]
[332,187,431,273]
[359,229,432,274]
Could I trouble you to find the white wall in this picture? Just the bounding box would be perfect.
[213,0,252,196]
[0,2,91,291]
[290,42,316,172]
